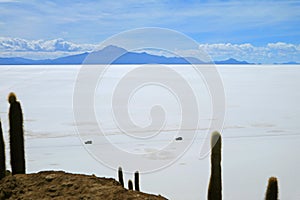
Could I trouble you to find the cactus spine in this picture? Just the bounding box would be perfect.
[8,93,25,175]
[265,177,278,200]
[208,131,222,200]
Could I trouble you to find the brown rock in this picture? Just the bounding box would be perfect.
[0,171,167,200]
[45,174,56,182]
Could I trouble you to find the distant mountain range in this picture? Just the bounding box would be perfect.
[0,45,298,65]
[214,58,250,64]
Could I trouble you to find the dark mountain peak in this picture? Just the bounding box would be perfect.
[99,45,127,54]
[226,58,238,62]
[215,58,249,64]
[84,45,128,64]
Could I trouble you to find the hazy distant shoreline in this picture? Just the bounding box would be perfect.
[1,45,298,65]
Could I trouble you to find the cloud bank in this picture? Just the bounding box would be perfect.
[0,37,299,63]
[199,42,300,63]
[0,37,96,52]
[0,37,98,59]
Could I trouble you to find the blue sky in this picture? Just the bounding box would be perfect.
[0,0,299,63]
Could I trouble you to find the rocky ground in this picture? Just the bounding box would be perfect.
[0,171,167,200]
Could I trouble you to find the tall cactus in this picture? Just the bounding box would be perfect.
[128,179,133,190]
[118,167,124,187]
[8,92,25,175]
[208,131,222,200]
[0,119,5,179]
[134,171,140,191]
[265,177,278,200]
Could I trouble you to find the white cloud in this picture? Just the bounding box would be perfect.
[0,37,97,52]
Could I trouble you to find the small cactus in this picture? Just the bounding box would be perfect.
[118,167,124,187]
[0,119,5,179]
[208,131,222,200]
[128,179,133,190]
[134,171,140,191]
[8,92,25,175]
[265,177,278,200]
